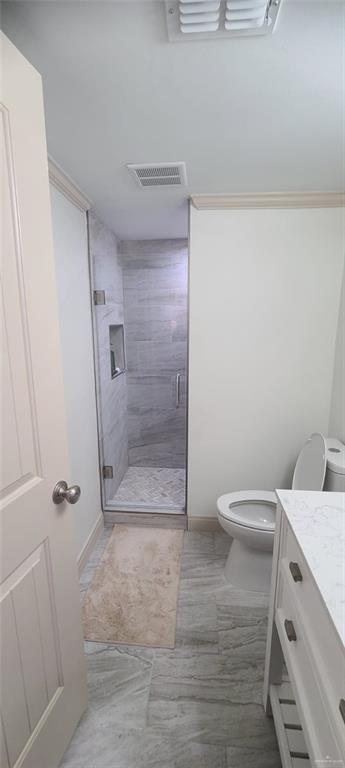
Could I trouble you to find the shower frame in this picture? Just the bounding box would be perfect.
[87,215,190,523]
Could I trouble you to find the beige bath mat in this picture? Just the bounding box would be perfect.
[82,525,183,648]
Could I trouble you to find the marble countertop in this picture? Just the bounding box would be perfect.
[276,490,345,648]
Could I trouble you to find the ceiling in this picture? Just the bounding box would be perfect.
[2,0,344,239]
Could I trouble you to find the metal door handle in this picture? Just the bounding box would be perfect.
[289,561,303,582]
[284,619,297,642]
[175,373,181,408]
[52,480,81,505]
[339,699,345,724]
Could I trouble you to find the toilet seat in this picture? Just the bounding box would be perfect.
[217,490,276,532]
[292,432,327,490]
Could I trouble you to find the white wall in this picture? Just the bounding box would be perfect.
[188,206,344,519]
[329,264,345,442]
[50,184,102,557]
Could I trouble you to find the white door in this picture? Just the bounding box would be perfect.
[0,33,87,768]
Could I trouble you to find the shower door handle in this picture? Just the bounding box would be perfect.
[175,373,181,408]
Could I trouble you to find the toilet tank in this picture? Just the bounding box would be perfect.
[324,438,345,491]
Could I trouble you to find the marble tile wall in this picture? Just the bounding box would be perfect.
[88,212,128,501]
[120,239,188,469]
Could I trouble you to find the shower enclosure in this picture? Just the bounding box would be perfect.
[89,213,188,516]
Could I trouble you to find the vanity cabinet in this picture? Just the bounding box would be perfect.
[263,491,345,768]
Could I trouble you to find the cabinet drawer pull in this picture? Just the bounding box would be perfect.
[284,619,297,642]
[340,699,345,724]
[289,561,303,582]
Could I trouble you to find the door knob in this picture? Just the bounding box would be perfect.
[52,480,81,505]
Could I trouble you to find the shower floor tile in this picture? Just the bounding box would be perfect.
[109,466,185,510]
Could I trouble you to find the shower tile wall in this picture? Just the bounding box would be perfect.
[88,212,128,500]
[120,240,188,469]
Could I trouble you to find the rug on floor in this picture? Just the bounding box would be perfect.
[82,525,183,648]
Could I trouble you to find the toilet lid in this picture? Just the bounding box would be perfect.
[292,432,327,491]
[218,490,276,531]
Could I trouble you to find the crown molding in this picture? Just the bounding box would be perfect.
[191,192,345,210]
[48,157,92,212]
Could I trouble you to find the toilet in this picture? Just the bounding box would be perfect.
[217,433,345,593]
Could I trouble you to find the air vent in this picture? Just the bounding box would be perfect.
[179,0,221,34]
[225,0,269,30]
[127,162,187,188]
[166,0,282,40]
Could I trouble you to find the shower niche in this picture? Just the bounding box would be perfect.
[109,324,125,379]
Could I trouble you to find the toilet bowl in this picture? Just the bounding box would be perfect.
[217,490,276,591]
[217,434,345,593]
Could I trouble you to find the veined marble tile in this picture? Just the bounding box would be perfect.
[62,728,226,768]
[215,583,270,610]
[62,528,280,768]
[125,318,181,344]
[150,651,264,706]
[227,746,281,767]
[128,447,185,469]
[126,340,187,374]
[179,553,226,596]
[128,416,186,454]
[128,445,175,469]
[60,643,154,768]
[122,239,188,469]
[120,237,188,265]
[89,214,124,305]
[128,406,186,440]
[123,270,187,299]
[215,532,231,556]
[128,424,186,458]
[124,303,187,332]
[182,531,215,555]
[175,592,219,655]
[171,450,187,469]
[95,301,124,329]
[217,604,268,662]
[126,374,175,410]
[147,697,278,750]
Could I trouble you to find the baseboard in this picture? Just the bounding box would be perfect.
[104,510,187,530]
[188,516,222,532]
[77,512,104,574]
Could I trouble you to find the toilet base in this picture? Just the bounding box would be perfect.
[224,538,272,593]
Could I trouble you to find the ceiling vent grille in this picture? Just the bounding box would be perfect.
[179,0,221,34]
[225,0,269,30]
[166,0,282,40]
[127,162,187,188]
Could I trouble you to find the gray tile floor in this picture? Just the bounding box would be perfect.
[109,467,186,510]
[61,527,281,768]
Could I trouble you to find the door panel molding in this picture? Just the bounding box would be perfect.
[1,104,42,497]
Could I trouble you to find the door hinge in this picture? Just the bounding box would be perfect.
[102,465,113,479]
[93,290,106,305]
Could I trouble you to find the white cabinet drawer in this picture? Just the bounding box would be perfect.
[275,567,344,765]
[278,519,345,754]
